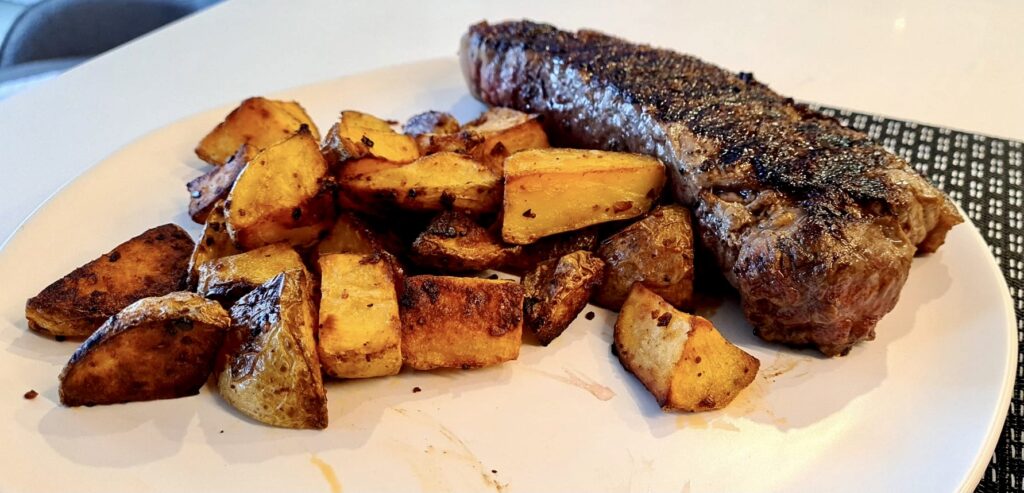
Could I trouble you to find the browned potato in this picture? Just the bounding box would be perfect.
[218,271,327,429]
[224,127,335,249]
[187,144,256,223]
[403,110,460,136]
[338,152,500,215]
[500,227,600,274]
[522,251,605,345]
[502,149,666,244]
[195,97,319,166]
[187,201,242,289]
[318,253,402,378]
[463,107,550,174]
[316,212,393,257]
[594,205,694,310]
[614,284,759,412]
[410,211,512,272]
[400,275,522,370]
[25,224,193,338]
[58,292,230,406]
[322,110,419,165]
[196,243,309,303]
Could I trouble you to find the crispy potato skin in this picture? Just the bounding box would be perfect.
[187,145,255,224]
[26,224,193,338]
[403,111,460,136]
[595,205,695,310]
[523,251,605,345]
[322,111,419,165]
[196,97,318,166]
[614,284,759,412]
[187,201,241,289]
[218,271,327,429]
[196,243,309,304]
[399,275,523,370]
[500,227,600,274]
[58,292,230,406]
[411,211,511,272]
[318,253,402,378]
[463,108,550,174]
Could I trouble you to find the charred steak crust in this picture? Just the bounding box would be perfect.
[461,20,962,356]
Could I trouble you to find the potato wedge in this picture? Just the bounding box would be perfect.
[410,211,512,272]
[218,271,327,429]
[403,110,460,136]
[318,253,402,378]
[614,284,758,412]
[195,97,319,166]
[196,243,309,304]
[522,251,605,345]
[58,292,230,406]
[224,127,335,249]
[463,107,550,174]
[338,152,500,215]
[25,224,193,338]
[400,275,522,370]
[500,227,600,275]
[322,110,419,165]
[502,149,666,244]
[316,212,390,257]
[187,144,256,223]
[594,205,695,310]
[187,201,242,289]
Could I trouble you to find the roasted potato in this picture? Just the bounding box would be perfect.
[338,151,501,215]
[187,201,242,289]
[58,292,230,406]
[187,144,256,223]
[502,149,666,244]
[218,271,327,429]
[322,110,419,165]
[196,243,309,304]
[614,284,759,412]
[403,110,460,136]
[463,107,550,174]
[316,212,395,257]
[195,97,319,166]
[500,227,600,274]
[594,205,695,310]
[400,275,522,370]
[25,224,193,338]
[224,127,335,249]
[318,253,402,378]
[410,211,512,272]
[522,251,605,345]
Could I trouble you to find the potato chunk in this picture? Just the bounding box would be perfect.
[500,227,600,275]
[594,205,695,310]
[322,110,419,164]
[522,251,605,345]
[463,107,550,174]
[224,127,335,249]
[614,284,759,412]
[218,271,327,429]
[195,97,319,166]
[403,110,460,136]
[187,144,256,223]
[59,292,230,406]
[316,212,390,257]
[318,253,402,378]
[502,149,666,244]
[399,275,522,370]
[187,201,241,289]
[25,224,193,338]
[338,152,500,215]
[196,243,309,304]
[410,211,511,272]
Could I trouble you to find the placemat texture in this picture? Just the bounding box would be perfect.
[813,105,1023,492]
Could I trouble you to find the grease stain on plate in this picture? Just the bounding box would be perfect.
[527,367,616,401]
[310,454,342,493]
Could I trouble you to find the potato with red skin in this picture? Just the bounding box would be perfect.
[187,145,256,224]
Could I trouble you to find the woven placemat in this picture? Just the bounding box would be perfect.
[812,105,1023,492]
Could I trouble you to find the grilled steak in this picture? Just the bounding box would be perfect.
[460,21,962,356]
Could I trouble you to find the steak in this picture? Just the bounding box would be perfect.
[460,20,963,356]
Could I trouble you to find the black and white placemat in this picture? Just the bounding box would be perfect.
[812,105,1023,492]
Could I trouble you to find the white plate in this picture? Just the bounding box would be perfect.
[0,59,1015,493]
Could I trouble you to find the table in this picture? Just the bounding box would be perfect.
[0,1,1020,490]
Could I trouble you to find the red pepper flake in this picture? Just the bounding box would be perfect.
[412,387,422,393]
[23,390,38,400]
[522,209,536,218]
[656,312,673,326]
[584,311,596,320]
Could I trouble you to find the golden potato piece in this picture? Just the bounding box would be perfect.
[224,127,335,249]
[187,144,256,224]
[500,227,600,275]
[58,292,230,407]
[187,201,242,289]
[502,149,666,244]
[318,253,402,378]
[322,110,419,165]
[403,110,460,136]
[410,211,512,272]
[316,212,391,257]
[195,97,319,166]
[614,284,759,412]
[196,243,309,304]
[338,152,500,215]
[594,205,695,310]
[400,275,522,370]
[218,271,327,429]
[463,107,550,174]
[25,224,193,338]
[523,251,605,345]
